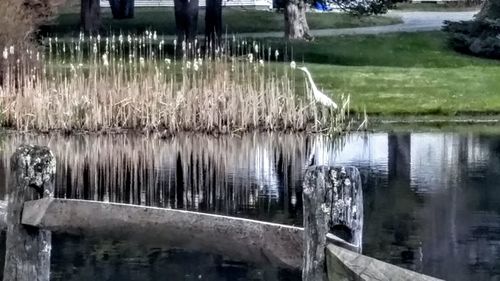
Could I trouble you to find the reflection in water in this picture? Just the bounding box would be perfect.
[1,131,500,280]
[0,232,300,281]
[49,234,301,281]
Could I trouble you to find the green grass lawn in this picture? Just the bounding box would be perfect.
[40,7,401,36]
[280,32,500,116]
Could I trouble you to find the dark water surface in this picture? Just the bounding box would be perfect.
[1,130,500,280]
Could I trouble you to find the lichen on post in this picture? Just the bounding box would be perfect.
[3,145,56,281]
[302,165,363,281]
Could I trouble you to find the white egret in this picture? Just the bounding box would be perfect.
[297,66,338,109]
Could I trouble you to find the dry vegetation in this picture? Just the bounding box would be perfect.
[0,33,351,134]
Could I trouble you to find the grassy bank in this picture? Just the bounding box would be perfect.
[40,7,401,36]
[280,32,500,116]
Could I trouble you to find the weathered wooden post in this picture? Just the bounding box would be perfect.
[3,145,56,281]
[303,166,363,281]
[303,166,329,281]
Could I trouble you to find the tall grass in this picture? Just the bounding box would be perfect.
[0,32,351,134]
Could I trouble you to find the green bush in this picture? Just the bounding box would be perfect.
[443,19,500,59]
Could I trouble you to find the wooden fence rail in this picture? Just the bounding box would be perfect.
[1,145,443,281]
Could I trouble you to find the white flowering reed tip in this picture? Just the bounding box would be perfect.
[248,53,254,63]
[275,50,279,59]
[193,61,199,71]
[102,54,109,67]
[9,46,14,55]
[93,44,98,54]
[165,58,171,65]
[186,61,191,69]
[139,57,145,66]
[153,31,158,41]
[2,48,8,60]
[259,59,264,66]
[127,35,132,43]
[290,61,296,69]
[173,39,177,46]
[254,44,259,53]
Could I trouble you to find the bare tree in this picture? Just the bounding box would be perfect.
[81,0,101,33]
[205,0,222,44]
[284,0,313,41]
[174,0,200,43]
[109,0,134,19]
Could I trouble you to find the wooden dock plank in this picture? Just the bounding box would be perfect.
[22,198,361,268]
[326,244,444,281]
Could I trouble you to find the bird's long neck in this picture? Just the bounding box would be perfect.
[302,69,319,92]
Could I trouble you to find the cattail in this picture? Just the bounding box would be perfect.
[102,54,109,67]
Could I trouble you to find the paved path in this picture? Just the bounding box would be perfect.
[234,11,477,38]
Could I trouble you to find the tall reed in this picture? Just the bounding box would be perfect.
[0,32,351,133]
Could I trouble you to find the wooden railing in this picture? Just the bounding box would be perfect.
[1,145,443,281]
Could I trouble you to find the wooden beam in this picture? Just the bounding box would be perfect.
[326,244,443,281]
[21,197,357,269]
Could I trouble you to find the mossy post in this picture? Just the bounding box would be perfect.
[302,166,329,281]
[3,145,56,281]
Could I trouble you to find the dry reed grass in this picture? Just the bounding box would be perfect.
[0,33,351,134]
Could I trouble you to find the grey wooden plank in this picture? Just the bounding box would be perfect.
[22,198,358,269]
[326,244,444,281]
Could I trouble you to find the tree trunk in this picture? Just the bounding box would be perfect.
[284,0,313,41]
[109,0,134,19]
[174,0,200,43]
[476,0,500,20]
[81,0,101,33]
[205,0,222,45]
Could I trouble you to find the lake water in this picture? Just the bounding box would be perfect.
[1,129,500,280]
